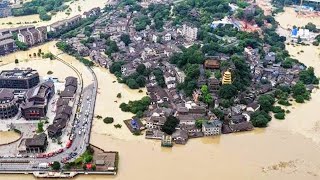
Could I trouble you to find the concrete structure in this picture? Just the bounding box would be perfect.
[0,68,40,89]
[0,0,11,18]
[202,120,222,136]
[47,15,82,32]
[0,88,18,119]
[181,24,198,41]
[0,34,16,55]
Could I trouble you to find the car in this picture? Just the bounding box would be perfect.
[73,147,77,151]
[78,130,82,135]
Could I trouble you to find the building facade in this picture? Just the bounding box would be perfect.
[0,68,40,89]
[0,88,18,119]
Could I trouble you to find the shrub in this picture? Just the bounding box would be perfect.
[272,106,285,113]
[117,93,122,98]
[295,95,305,103]
[15,59,19,64]
[114,124,122,128]
[278,99,292,106]
[103,117,114,124]
[274,112,285,120]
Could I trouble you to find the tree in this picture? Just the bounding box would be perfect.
[299,67,319,84]
[292,81,307,97]
[15,59,19,64]
[84,155,93,163]
[136,64,147,75]
[161,116,179,135]
[37,121,44,133]
[120,34,131,46]
[250,111,271,127]
[136,75,146,87]
[212,108,224,119]
[274,112,285,120]
[52,161,61,170]
[126,79,139,89]
[218,84,237,99]
[117,93,122,98]
[195,119,204,128]
[103,117,114,124]
[258,95,275,112]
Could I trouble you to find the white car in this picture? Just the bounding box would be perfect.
[78,130,82,135]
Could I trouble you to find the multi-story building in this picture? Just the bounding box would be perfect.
[47,15,82,32]
[0,68,40,89]
[202,120,222,136]
[20,81,55,120]
[25,133,48,153]
[17,26,47,46]
[0,88,18,119]
[0,34,16,55]
[0,0,11,18]
[181,24,198,41]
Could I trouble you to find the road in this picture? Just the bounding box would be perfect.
[0,57,98,171]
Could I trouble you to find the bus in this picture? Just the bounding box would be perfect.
[66,140,72,148]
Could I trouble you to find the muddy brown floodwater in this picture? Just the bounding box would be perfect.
[2,8,320,179]
[0,131,20,145]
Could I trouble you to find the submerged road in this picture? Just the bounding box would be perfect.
[0,55,98,171]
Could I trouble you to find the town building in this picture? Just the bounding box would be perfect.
[16,26,47,46]
[0,0,11,18]
[180,24,198,41]
[172,129,188,144]
[60,76,78,99]
[25,133,48,153]
[204,59,220,69]
[0,34,16,55]
[20,81,55,120]
[0,68,40,89]
[208,77,220,92]
[0,88,18,119]
[202,120,222,136]
[47,15,82,32]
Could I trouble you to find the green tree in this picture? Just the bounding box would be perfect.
[120,34,131,46]
[52,161,61,170]
[161,116,179,135]
[218,84,237,99]
[136,64,147,75]
[103,117,114,124]
[250,111,271,127]
[258,95,275,112]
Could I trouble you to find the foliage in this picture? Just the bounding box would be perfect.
[15,40,28,50]
[15,59,19,64]
[212,108,224,120]
[274,112,285,120]
[200,85,213,105]
[117,93,122,98]
[258,94,275,112]
[218,84,237,99]
[195,119,204,128]
[103,117,114,124]
[250,111,272,127]
[114,124,122,128]
[272,106,285,113]
[37,121,44,133]
[299,67,319,85]
[120,34,131,46]
[51,161,61,170]
[47,71,53,75]
[161,115,179,135]
[152,68,166,88]
[43,52,55,60]
[119,96,151,116]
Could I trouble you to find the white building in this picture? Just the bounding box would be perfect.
[202,120,222,136]
[181,24,198,41]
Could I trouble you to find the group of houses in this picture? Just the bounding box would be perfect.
[47,76,78,138]
[0,7,102,56]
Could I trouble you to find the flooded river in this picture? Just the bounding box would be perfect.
[1,7,320,179]
[0,0,110,29]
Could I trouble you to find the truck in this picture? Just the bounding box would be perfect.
[38,163,49,169]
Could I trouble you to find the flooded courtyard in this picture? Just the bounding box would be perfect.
[0,131,20,145]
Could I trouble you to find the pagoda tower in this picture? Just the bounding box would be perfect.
[222,69,232,85]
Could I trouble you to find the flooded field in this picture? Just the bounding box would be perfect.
[0,131,20,145]
[276,7,320,29]
[0,0,110,29]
